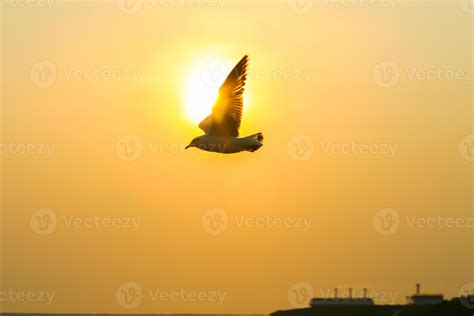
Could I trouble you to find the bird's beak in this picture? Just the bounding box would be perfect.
[185,144,191,150]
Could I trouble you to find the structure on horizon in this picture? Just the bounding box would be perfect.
[310,287,374,307]
[309,284,445,308]
[406,283,444,305]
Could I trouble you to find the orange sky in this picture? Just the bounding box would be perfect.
[1,0,473,314]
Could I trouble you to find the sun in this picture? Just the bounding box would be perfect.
[183,57,249,125]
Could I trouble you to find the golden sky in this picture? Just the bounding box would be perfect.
[1,0,473,313]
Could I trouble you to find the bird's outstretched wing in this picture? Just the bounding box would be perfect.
[198,114,212,134]
[198,55,248,137]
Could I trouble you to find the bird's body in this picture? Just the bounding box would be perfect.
[186,55,264,154]
[189,133,264,154]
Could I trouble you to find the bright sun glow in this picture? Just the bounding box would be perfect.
[183,57,249,125]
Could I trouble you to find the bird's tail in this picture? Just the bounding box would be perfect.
[249,132,264,143]
[244,133,264,152]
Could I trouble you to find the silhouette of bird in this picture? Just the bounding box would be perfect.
[185,55,264,154]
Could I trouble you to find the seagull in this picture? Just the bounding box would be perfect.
[185,55,264,154]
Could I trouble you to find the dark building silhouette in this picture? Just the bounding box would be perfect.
[310,288,374,307]
[272,284,473,316]
[406,283,443,305]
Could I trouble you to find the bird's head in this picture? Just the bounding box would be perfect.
[185,136,204,150]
